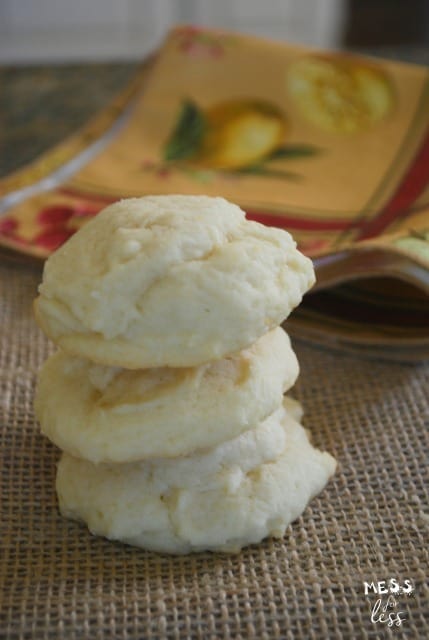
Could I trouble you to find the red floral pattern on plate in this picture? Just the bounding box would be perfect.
[33,204,100,250]
[0,203,101,253]
[176,26,228,58]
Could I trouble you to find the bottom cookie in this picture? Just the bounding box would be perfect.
[56,400,336,554]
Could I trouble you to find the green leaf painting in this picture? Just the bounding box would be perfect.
[267,144,322,160]
[164,100,206,162]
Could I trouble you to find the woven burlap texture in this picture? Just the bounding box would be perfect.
[1,261,428,640]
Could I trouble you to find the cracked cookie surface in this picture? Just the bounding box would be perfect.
[35,328,298,462]
[34,195,315,368]
[56,398,336,554]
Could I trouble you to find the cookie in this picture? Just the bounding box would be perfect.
[34,195,314,367]
[56,399,336,554]
[35,327,298,462]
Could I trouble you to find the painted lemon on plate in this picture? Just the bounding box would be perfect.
[197,100,287,169]
[287,56,394,133]
[163,98,319,178]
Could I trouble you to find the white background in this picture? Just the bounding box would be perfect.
[0,0,346,63]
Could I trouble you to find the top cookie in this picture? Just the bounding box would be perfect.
[34,195,314,368]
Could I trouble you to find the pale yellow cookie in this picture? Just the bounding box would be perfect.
[56,399,336,554]
[35,327,298,462]
[34,195,314,367]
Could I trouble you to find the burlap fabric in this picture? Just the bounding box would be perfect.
[0,260,427,639]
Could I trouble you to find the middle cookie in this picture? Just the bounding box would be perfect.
[35,327,298,463]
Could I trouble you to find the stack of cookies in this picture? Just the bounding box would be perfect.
[34,195,336,554]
